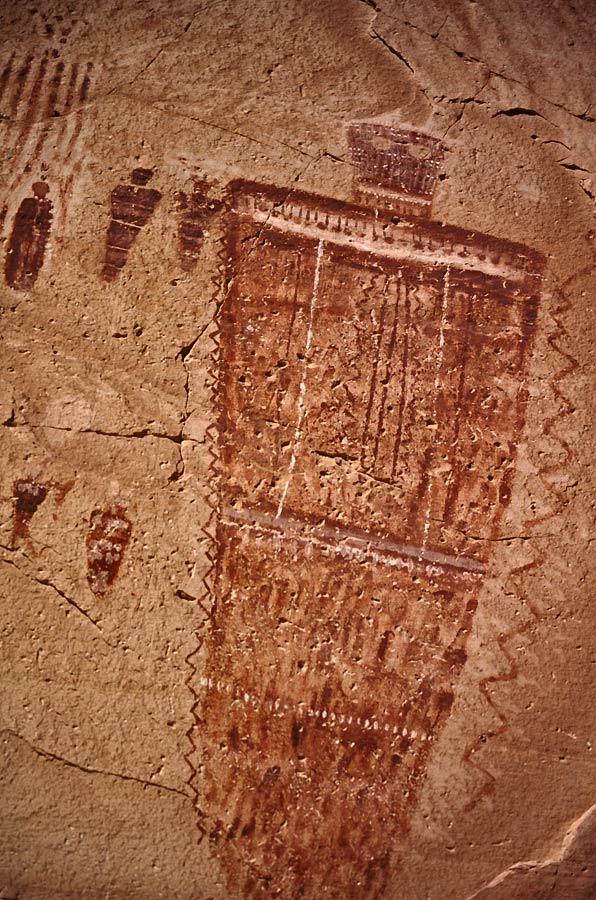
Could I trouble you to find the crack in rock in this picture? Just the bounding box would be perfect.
[2,728,188,800]
[0,554,115,647]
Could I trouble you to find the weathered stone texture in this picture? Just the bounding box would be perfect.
[0,1,594,898]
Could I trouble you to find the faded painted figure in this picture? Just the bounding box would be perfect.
[86,503,132,595]
[175,176,223,272]
[195,126,545,899]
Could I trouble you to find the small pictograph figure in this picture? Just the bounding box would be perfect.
[86,503,132,596]
[101,167,161,281]
[11,478,49,547]
[10,476,73,550]
[175,177,223,272]
[4,181,53,291]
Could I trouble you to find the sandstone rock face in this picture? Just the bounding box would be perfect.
[0,3,594,899]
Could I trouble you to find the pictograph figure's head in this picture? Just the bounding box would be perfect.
[347,122,444,217]
[32,181,49,199]
[131,167,154,186]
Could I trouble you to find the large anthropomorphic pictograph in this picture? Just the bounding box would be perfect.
[195,123,545,900]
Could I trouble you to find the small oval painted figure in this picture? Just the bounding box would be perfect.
[86,503,132,596]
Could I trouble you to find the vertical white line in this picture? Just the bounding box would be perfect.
[276,237,325,519]
[420,265,450,555]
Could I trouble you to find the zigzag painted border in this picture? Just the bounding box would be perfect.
[182,199,229,844]
[462,272,580,809]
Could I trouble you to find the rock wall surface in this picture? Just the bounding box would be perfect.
[0,2,594,899]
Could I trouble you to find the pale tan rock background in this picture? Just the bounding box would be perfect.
[0,1,594,898]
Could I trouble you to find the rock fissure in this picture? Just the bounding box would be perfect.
[0,555,114,647]
[1,729,188,800]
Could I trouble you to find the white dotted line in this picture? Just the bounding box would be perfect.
[199,677,428,745]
